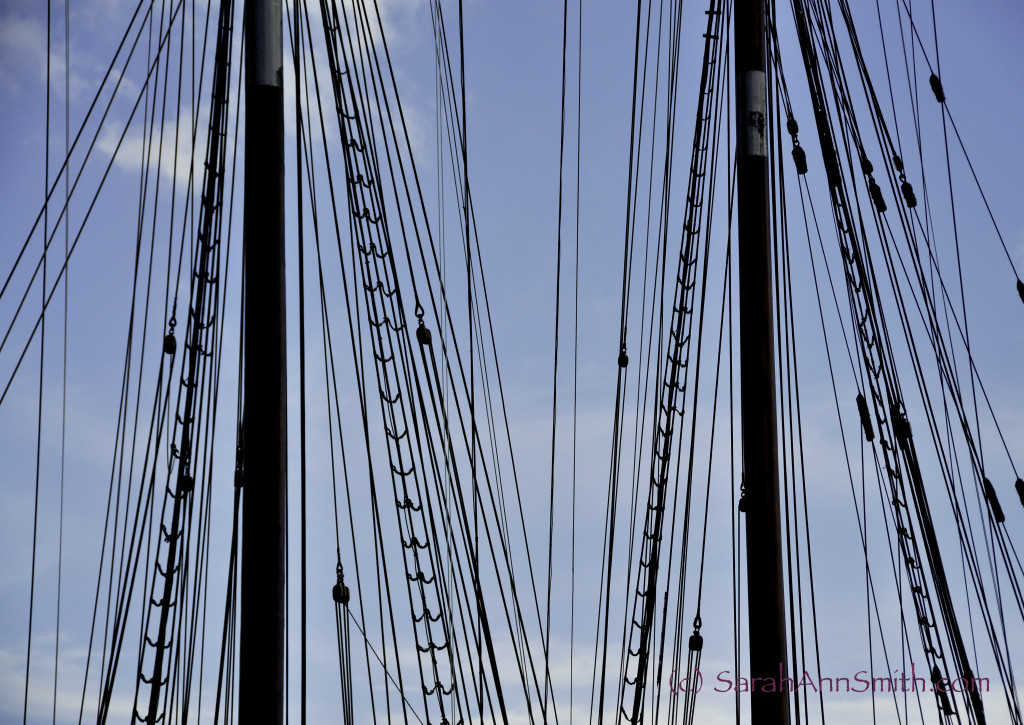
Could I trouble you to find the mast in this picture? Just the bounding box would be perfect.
[735,0,791,723]
[239,0,286,723]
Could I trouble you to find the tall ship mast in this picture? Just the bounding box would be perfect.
[1,1,1022,724]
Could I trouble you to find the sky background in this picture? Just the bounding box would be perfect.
[1,0,1023,723]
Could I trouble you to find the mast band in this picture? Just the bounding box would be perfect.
[251,0,283,88]
[739,70,767,158]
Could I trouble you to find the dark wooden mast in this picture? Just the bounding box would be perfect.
[735,0,792,722]
[239,0,286,722]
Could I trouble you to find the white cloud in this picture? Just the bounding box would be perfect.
[96,101,225,191]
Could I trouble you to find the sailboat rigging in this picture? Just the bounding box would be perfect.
[1,0,1022,724]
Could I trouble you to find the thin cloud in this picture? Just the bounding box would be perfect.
[0,12,49,98]
[96,102,228,191]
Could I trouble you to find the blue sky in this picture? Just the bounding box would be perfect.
[1,0,1024,723]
